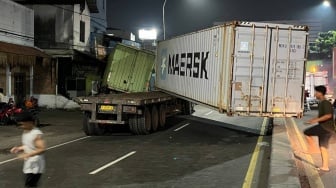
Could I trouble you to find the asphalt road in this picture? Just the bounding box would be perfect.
[0,108,271,188]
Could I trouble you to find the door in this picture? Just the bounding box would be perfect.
[266,29,307,115]
[14,73,26,105]
[231,26,271,115]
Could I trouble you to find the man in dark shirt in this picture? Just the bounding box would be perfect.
[304,85,334,172]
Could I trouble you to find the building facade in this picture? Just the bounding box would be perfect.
[0,0,50,105]
[13,0,107,108]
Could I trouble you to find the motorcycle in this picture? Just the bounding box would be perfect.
[0,98,39,126]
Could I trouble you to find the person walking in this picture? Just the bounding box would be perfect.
[0,88,4,103]
[303,85,334,172]
[11,114,46,187]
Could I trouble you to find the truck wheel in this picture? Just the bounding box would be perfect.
[94,124,105,136]
[83,114,96,136]
[137,107,151,135]
[83,114,90,135]
[151,106,159,132]
[129,116,140,135]
[182,101,193,115]
[266,118,274,136]
[159,104,166,128]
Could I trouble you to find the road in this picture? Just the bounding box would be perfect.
[0,108,271,188]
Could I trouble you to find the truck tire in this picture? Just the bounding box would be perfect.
[129,116,140,135]
[94,124,105,136]
[83,114,96,136]
[266,118,274,136]
[159,104,166,128]
[83,114,90,135]
[137,107,152,135]
[151,106,159,132]
[182,101,193,115]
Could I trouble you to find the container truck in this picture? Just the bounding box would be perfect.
[76,21,309,136]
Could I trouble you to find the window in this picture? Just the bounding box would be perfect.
[80,21,85,42]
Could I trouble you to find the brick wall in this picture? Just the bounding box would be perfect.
[33,61,56,94]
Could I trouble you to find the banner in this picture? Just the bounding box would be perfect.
[334,47,336,79]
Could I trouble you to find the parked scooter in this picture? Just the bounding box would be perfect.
[0,98,39,126]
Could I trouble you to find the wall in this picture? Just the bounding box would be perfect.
[33,61,56,95]
[91,0,107,34]
[31,5,74,49]
[0,0,34,46]
[73,2,91,52]
[0,68,5,91]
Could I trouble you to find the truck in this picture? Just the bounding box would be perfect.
[77,44,192,136]
[76,21,309,136]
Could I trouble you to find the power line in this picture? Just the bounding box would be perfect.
[51,4,107,21]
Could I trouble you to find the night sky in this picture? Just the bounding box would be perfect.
[107,0,336,39]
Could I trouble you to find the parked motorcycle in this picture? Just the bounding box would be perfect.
[0,98,39,126]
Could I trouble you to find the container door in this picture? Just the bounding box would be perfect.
[128,52,155,92]
[106,45,137,92]
[266,29,307,115]
[231,26,271,115]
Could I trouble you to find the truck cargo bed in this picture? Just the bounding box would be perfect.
[79,91,174,106]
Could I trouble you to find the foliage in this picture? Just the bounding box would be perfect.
[310,30,336,58]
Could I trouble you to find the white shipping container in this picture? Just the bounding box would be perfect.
[156,21,308,117]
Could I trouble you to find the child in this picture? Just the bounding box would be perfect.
[11,114,46,187]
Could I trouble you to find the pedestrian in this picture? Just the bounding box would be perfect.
[0,88,4,103]
[333,99,336,119]
[303,85,334,172]
[10,114,46,187]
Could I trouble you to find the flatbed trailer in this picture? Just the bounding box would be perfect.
[76,91,192,135]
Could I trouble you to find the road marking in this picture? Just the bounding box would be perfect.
[89,151,137,175]
[204,111,214,116]
[0,136,90,166]
[47,136,91,150]
[242,117,268,188]
[174,123,190,132]
[289,118,324,188]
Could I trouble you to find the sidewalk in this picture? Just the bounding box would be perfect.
[270,110,336,188]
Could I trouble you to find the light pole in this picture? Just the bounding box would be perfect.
[163,0,167,40]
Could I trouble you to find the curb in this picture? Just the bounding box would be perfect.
[268,118,301,188]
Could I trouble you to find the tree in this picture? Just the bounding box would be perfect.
[310,30,336,58]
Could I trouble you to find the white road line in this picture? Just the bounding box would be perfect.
[174,123,190,132]
[89,151,137,175]
[47,136,90,150]
[0,157,19,165]
[0,136,90,166]
[204,111,213,116]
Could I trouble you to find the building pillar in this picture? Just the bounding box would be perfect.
[30,65,34,96]
[5,64,11,97]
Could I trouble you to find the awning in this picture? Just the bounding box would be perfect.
[0,41,50,67]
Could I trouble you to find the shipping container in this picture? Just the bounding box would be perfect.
[103,44,155,93]
[156,21,309,117]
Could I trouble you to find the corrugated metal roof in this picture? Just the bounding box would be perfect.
[0,41,49,58]
[0,41,50,67]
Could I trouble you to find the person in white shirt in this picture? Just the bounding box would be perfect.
[11,114,46,188]
[0,88,4,103]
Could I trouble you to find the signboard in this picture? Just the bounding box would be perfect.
[334,47,336,79]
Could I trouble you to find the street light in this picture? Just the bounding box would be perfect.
[138,29,158,40]
[163,0,167,40]
[323,0,331,7]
